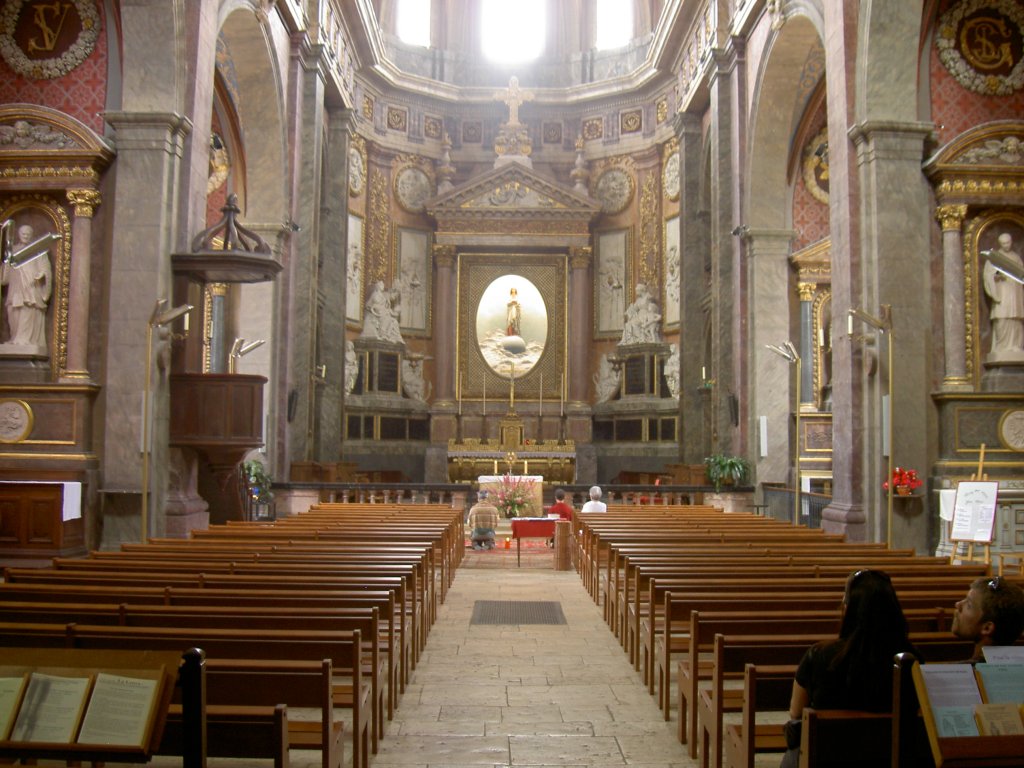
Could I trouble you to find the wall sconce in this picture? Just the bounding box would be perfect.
[142,299,194,543]
[765,341,801,526]
[228,337,265,374]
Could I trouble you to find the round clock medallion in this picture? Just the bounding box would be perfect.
[0,399,33,444]
[999,409,1024,451]
[394,166,432,213]
[349,148,365,196]
[663,151,680,201]
[594,167,634,215]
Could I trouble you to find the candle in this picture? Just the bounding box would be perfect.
[183,312,190,333]
[848,313,853,335]
[701,365,706,380]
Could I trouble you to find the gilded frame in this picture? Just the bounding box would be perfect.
[393,226,432,335]
[455,253,567,403]
[595,228,630,338]
[346,212,365,325]
[663,216,680,330]
[967,211,1024,383]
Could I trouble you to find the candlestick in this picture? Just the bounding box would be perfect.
[539,373,543,414]
[559,373,564,417]
[482,375,487,416]
[458,371,462,415]
[510,363,515,410]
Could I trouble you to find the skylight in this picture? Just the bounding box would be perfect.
[481,0,545,63]
[595,0,632,50]
[397,0,431,48]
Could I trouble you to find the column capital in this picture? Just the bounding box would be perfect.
[935,203,968,232]
[433,244,456,267]
[797,282,816,302]
[569,246,591,269]
[66,188,101,218]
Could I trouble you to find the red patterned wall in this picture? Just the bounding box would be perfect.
[929,3,1024,147]
[791,109,830,252]
[0,2,110,135]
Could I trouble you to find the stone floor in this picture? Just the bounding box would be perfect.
[369,553,697,768]
[147,549,748,768]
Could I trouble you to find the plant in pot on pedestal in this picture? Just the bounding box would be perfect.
[242,459,274,520]
[703,453,751,512]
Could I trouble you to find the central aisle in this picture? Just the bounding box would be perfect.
[375,565,697,768]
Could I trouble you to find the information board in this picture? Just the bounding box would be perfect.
[949,481,998,544]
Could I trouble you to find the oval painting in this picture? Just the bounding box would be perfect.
[476,275,547,378]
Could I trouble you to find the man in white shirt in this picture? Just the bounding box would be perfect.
[580,485,607,513]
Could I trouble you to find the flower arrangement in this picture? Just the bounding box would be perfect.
[494,473,536,518]
[882,467,922,496]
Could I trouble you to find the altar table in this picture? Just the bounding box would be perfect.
[510,517,556,567]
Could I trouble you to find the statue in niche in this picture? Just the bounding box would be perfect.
[344,340,359,394]
[361,280,404,344]
[664,345,681,399]
[621,282,662,345]
[402,355,431,402]
[982,232,1024,362]
[1,222,52,351]
[594,353,621,403]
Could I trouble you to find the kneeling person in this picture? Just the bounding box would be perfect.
[468,490,500,550]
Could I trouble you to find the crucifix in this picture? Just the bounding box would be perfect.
[494,76,533,126]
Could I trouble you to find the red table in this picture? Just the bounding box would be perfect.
[510,518,557,567]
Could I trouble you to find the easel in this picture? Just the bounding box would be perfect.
[949,444,993,566]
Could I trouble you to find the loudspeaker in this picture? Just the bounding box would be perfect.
[728,394,739,426]
[287,389,299,422]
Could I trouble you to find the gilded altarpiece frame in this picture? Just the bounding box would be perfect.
[0,195,72,378]
[456,254,568,404]
[965,211,1024,385]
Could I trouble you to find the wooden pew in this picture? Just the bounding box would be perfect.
[0,599,390,751]
[695,632,975,768]
[721,663,794,768]
[798,708,892,768]
[0,622,372,768]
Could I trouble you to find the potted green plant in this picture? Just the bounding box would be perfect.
[242,459,274,504]
[704,454,750,493]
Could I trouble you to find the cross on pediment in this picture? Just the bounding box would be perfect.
[494,76,534,126]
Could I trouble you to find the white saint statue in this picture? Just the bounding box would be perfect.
[621,282,662,345]
[1,223,52,350]
[344,340,359,394]
[361,280,404,344]
[402,356,431,402]
[594,353,620,403]
[982,232,1024,361]
[665,345,681,399]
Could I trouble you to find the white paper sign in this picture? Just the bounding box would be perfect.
[949,481,998,543]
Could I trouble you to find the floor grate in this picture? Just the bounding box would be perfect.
[470,600,567,625]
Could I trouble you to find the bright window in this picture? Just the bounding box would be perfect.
[396,0,431,48]
[595,0,631,50]
[481,0,545,63]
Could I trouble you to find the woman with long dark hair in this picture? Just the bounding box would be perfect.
[779,569,915,768]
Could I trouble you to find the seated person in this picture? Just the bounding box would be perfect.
[467,490,500,550]
[951,575,1024,662]
[545,488,574,547]
[780,570,916,768]
[580,485,607,513]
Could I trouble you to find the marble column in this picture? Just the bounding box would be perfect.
[747,230,797,486]
[674,111,707,464]
[317,108,354,460]
[848,119,933,549]
[568,246,591,407]
[433,245,457,407]
[100,111,191,545]
[63,188,101,381]
[936,204,969,390]
[797,281,815,407]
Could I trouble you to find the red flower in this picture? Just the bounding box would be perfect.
[882,466,923,492]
